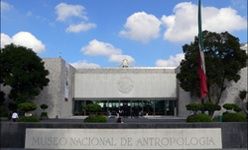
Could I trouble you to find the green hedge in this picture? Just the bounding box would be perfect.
[186,103,203,112]
[203,102,221,113]
[18,102,37,112]
[40,112,48,120]
[186,113,212,122]
[222,112,247,122]
[223,103,241,112]
[0,105,9,117]
[84,115,107,123]
[83,103,101,114]
[18,116,39,122]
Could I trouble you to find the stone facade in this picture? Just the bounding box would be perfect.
[34,58,75,118]
[31,55,248,118]
[2,44,247,118]
[74,68,177,99]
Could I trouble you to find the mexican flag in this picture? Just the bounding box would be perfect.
[197,0,208,98]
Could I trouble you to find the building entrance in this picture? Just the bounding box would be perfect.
[73,99,177,116]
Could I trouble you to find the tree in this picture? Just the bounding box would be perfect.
[18,102,37,113]
[0,91,5,105]
[177,31,247,104]
[40,104,48,119]
[0,44,49,103]
[239,90,248,114]
[83,103,101,115]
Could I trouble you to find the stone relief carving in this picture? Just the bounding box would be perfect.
[117,77,134,94]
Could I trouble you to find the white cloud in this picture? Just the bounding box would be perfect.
[82,39,135,65]
[1,33,12,48]
[66,22,96,33]
[162,2,247,42]
[1,1,13,12]
[70,60,100,68]
[120,11,161,43]
[82,39,121,56]
[156,53,184,68]
[1,32,45,53]
[55,3,87,21]
[109,54,135,64]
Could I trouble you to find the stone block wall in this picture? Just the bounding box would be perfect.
[34,58,75,118]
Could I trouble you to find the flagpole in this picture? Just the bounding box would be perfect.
[197,0,208,103]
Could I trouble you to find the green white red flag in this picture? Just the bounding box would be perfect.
[197,0,208,98]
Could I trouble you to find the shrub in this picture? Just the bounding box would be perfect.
[186,113,212,122]
[18,102,37,112]
[203,102,221,116]
[233,106,242,112]
[18,116,39,122]
[40,112,48,120]
[223,103,242,112]
[186,103,203,114]
[222,112,247,122]
[239,90,247,100]
[84,115,107,123]
[83,103,101,115]
[8,102,17,111]
[39,104,48,120]
[40,104,48,110]
[212,115,222,122]
[0,105,9,117]
[223,103,235,110]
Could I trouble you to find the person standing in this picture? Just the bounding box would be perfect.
[11,111,19,122]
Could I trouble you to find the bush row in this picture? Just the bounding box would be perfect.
[186,102,247,122]
[84,115,107,123]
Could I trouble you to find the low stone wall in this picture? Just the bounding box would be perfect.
[0,122,247,149]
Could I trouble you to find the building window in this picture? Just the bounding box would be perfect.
[73,99,177,116]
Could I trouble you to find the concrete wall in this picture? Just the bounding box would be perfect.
[34,58,75,118]
[217,67,248,114]
[74,68,177,99]
[177,67,247,117]
[177,87,192,117]
[1,122,247,149]
[1,56,246,118]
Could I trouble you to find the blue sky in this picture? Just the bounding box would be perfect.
[1,0,247,68]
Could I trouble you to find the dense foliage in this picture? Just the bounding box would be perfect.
[0,105,8,117]
[83,103,107,122]
[84,115,107,123]
[239,90,247,100]
[18,116,39,122]
[40,104,48,119]
[223,103,241,112]
[186,113,212,122]
[186,103,203,114]
[83,103,101,115]
[186,102,220,116]
[177,31,247,103]
[0,91,5,105]
[18,102,37,112]
[202,102,221,116]
[40,104,48,110]
[222,112,246,122]
[0,44,49,103]
[239,90,248,114]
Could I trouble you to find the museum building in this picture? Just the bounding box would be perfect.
[34,48,247,119]
[36,58,181,118]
